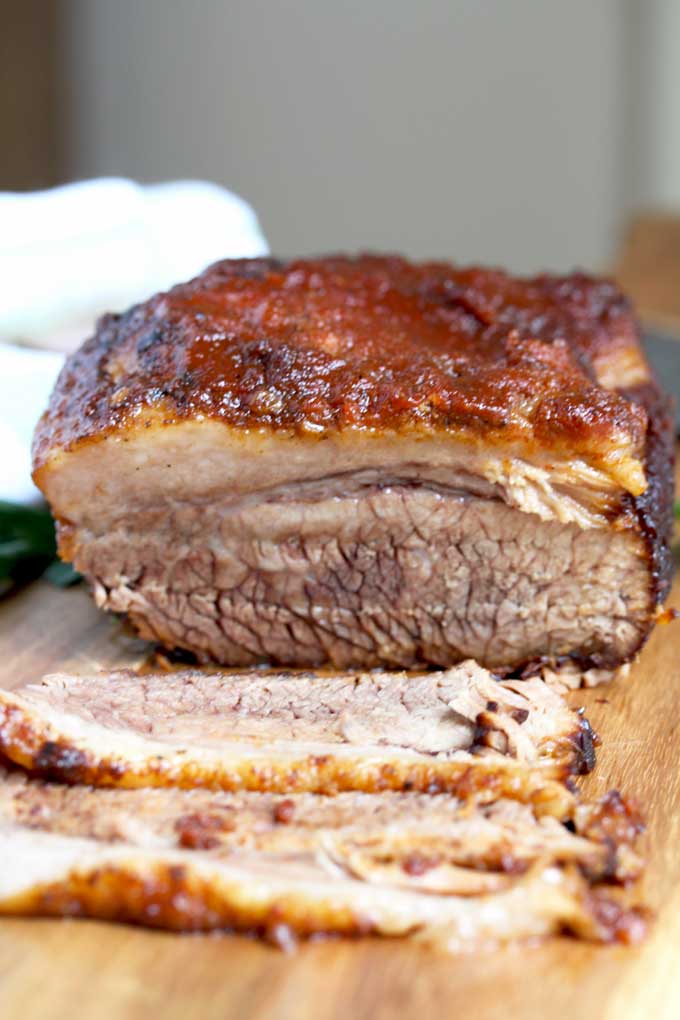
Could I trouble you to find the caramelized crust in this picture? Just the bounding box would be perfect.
[33,255,652,488]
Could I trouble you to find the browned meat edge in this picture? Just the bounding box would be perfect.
[0,851,645,946]
[628,382,675,610]
[516,380,675,677]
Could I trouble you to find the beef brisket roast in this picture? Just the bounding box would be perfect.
[32,256,675,673]
[0,663,591,813]
[0,775,644,945]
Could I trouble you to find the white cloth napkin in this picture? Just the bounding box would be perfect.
[0,346,64,504]
[0,178,269,502]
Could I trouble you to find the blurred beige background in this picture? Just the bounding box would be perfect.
[4,0,680,272]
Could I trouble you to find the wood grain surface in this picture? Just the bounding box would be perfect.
[0,501,679,1020]
[615,213,680,336]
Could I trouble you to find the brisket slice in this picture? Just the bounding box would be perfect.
[0,777,644,945]
[32,255,675,673]
[0,664,593,813]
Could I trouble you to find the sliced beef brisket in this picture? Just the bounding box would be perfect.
[0,663,592,813]
[0,775,644,945]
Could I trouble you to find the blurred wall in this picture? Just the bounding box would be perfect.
[627,0,680,209]
[0,0,61,189]
[62,0,633,272]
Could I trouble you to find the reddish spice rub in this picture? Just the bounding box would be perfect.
[33,255,651,482]
[402,852,442,877]
[273,799,296,825]
[175,812,229,850]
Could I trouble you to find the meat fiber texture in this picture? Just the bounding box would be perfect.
[32,255,675,674]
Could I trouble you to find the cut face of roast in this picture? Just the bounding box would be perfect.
[71,459,655,672]
[0,776,645,946]
[33,256,675,674]
[0,663,593,814]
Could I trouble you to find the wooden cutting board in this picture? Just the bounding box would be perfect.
[1,498,679,1020]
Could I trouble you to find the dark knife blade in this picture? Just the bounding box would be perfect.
[643,331,680,432]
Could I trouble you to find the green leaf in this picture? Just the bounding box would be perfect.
[0,501,56,561]
[675,500,680,520]
[0,538,38,560]
[0,501,80,590]
[42,559,82,588]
